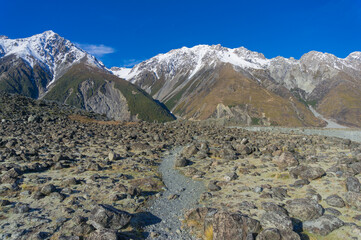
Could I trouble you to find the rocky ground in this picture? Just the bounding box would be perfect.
[0,92,361,240]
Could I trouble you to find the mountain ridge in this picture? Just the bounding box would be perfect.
[0,31,175,122]
[110,44,361,127]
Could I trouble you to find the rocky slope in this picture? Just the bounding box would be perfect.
[0,93,361,240]
[114,45,361,127]
[0,31,174,122]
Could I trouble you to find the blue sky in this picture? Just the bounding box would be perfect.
[2,0,360,68]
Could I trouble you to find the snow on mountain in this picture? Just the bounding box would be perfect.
[116,44,271,82]
[0,30,105,87]
[109,67,132,79]
[114,44,361,95]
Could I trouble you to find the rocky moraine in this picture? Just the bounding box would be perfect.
[0,92,361,240]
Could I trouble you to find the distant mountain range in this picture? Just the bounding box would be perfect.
[0,31,174,122]
[112,45,361,127]
[1,31,360,127]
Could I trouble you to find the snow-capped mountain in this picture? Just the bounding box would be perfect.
[112,44,361,127]
[0,31,174,122]
[0,30,105,89]
[116,44,361,95]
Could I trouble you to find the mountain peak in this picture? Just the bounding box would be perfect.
[0,31,105,91]
[346,51,361,61]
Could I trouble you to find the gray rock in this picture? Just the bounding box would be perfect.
[174,157,188,167]
[212,211,261,240]
[41,184,56,195]
[325,208,342,216]
[345,191,361,210]
[254,186,263,193]
[14,203,30,213]
[261,202,288,215]
[291,179,310,188]
[260,211,293,231]
[88,204,131,230]
[87,229,120,240]
[285,198,324,221]
[224,172,238,181]
[346,176,361,193]
[273,151,298,169]
[290,165,325,180]
[208,181,221,191]
[0,199,11,206]
[108,152,121,161]
[325,194,345,208]
[256,228,301,240]
[303,214,344,236]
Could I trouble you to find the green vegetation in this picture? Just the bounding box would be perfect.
[114,80,175,123]
[306,100,317,107]
[44,63,175,122]
[251,117,260,125]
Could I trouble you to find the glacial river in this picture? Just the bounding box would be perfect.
[241,126,361,143]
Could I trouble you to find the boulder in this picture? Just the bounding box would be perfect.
[345,191,361,210]
[174,157,188,167]
[260,211,293,231]
[212,211,261,240]
[346,176,361,193]
[208,181,221,191]
[285,198,324,221]
[273,152,298,169]
[41,184,56,195]
[303,214,344,236]
[290,165,325,180]
[87,229,121,240]
[325,194,345,208]
[261,202,288,216]
[182,145,198,157]
[88,204,131,230]
[256,228,301,240]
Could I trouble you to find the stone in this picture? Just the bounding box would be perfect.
[224,172,238,181]
[168,194,180,200]
[260,211,293,231]
[208,181,221,191]
[88,204,131,230]
[256,228,301,240]
[14,203,30,213]
[346,176,361,193]
[285,198,324,221]
[290,165,325,180]
[325,208,342,216]
[182,145,198,157]
[87,229,120,240]
[325,194,345,208]
[345,191,361,210]
[273,151,298,169]
[108,152,121,161]
[174,157,188,167]
[0,199,11,206]
[212,211,261,240]
[271,187,289,200]
[291,179,310,188]
[41,184,56,195]
[303,214,344,236]
[256,228,281,240]
[254,186,263,193]
[261,202,288,215]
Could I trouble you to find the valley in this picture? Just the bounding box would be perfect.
[0,93,361,239]
[0,31,361,240]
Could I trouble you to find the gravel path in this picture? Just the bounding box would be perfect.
[144,147,205,239]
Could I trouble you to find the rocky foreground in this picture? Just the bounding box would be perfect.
[0,93,361,240]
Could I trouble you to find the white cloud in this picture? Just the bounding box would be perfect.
[121,59,144,67]
[76,43,115,57]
